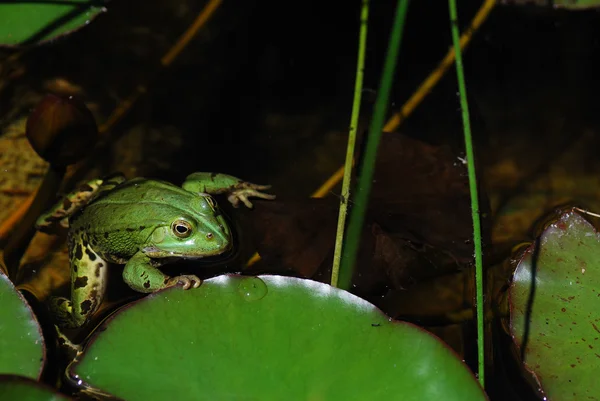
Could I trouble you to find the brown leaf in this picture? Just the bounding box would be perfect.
[368,133,490,263]
[236,198,338,278]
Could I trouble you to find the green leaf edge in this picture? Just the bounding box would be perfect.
[0,374,72,400]
[507,208,598,396]
[0,270,46,380]
[0,2,107,48]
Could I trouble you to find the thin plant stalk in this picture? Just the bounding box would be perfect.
[448,0,485,388]
[246,0,496,268]
[331,0,369,288]
[338,0,410,290]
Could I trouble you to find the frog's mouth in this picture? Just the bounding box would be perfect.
[142,242,233,259]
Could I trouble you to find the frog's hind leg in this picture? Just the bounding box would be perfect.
[36,173,126,233]
[51,236,109,328]
[88,173,127,202]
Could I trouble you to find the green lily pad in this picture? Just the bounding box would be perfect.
[0,269,45,379]
[509,209,600,399]
[71,275,486,401]
[0,374,71,401]
[0,1,106,47]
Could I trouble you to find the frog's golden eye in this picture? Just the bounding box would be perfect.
[172,220,193,238]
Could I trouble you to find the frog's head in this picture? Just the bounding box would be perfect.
[142,195,232,259]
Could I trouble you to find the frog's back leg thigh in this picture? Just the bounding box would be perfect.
[36,173,126,232]
[51,234,109,328]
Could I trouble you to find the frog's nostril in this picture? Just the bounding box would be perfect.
[206,232,213,240]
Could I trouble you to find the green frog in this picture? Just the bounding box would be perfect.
[36,172,275,328]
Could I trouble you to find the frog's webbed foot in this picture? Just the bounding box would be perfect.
[166,275,202,290]
[182,173,275,208]
[54,324,83,358]
[228,183,276,209]
[50,297,85,329]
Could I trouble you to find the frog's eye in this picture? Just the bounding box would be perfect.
[171,220,193,238]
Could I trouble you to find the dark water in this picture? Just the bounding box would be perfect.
[2,2,600,400]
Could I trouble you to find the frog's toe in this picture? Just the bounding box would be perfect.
[246,183,271,191]
[168,275,202,290]
[239,196,254,209]
[252,191,276,201]
[227,193,242,208]
[49,297,84,329]
[228,189,276,209]
[228,193,253,209]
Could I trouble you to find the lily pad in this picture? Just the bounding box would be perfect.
[71,275,486,401]
[0,269,45,379]
[0,374,71,401]
[0,1,106,47]
[509,209,600,399]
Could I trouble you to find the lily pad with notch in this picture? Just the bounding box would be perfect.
[509,208,600,399]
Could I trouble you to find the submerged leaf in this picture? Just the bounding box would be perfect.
[509,209,600,399]
[369,134,488,264]
[239,198,338,277]
[0,270,45,379]
[243,134,489,295]
[71,275,486,401]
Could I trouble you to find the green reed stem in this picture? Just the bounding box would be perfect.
[338,0,410,290]
[331,0,369,288]
[448,0,485,388]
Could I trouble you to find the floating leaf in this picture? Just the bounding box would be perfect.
[0,270,45,379]
[71,275,486,401]
[0,374,71,401]
[0,1,106,47]
[509,209,600,399]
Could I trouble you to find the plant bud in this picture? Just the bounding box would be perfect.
[26,94,98,166]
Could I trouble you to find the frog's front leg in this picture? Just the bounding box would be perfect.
[122,252,202,293]
[51,234,109,328]
[182,172,275,208]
